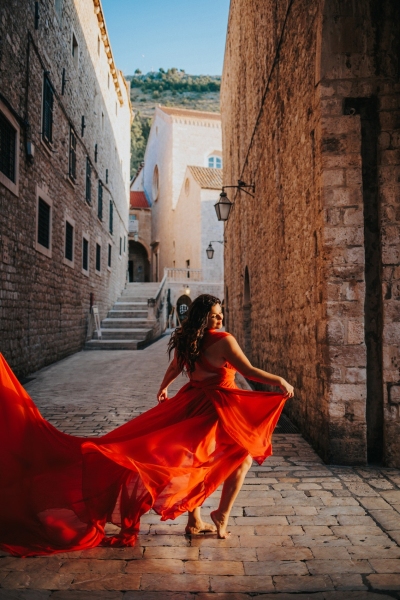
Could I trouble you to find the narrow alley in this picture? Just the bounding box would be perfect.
[0,336,399,599]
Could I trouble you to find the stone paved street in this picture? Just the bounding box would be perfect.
[1,335,400,599]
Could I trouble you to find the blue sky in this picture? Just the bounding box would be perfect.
[101,0,231,77]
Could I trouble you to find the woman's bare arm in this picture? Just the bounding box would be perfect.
[220,335,294,398]
[157,351,182,403]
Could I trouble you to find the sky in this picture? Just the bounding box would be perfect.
[101,0,231,77]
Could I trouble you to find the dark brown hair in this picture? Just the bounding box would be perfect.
[168,294,221,373]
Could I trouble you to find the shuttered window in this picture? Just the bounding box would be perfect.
[38,198,50,249]
[69,128,76,181]
[42,75,54,144]
[98,180,103,220]
[0,111,16,182]
[82,238,88,271]
[108,244,112,268]
[109,200,113,234]
[96,243,101,272]
[65,221,73,261]
[86,157,91,203]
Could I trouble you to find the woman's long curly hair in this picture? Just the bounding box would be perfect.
[168,294,222,373]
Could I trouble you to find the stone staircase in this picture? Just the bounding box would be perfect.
[85,283,161,350]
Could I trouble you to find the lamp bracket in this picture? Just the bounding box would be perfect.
[221,180,255,198]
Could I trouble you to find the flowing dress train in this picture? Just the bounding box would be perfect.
[0,330,286,556]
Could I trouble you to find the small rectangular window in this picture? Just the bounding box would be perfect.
[65,221,73,261]
[97,36,101,56]
[72,32,78,68]
[38,198,51,249]
[0,111,16,183]
[69,127,76,181]
[82,237,89,271]
[86,157,91,203]
[42,75,54,144]
[109,200,113,234]
[119,237,122,256]
[97,180,103,220]
[96,243,101,272]
[124,236,126,253]
[108,244,112,268]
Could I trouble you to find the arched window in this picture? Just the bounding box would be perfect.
[208,155,222,169]
[152,164,159,201]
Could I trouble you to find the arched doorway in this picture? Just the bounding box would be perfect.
[128,241,150,282]
[176,294,192,324]
[243,267,252,360]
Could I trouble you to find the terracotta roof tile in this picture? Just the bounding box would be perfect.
[188,166,223,189]
[130,191,150,209]
[159,106,221,121]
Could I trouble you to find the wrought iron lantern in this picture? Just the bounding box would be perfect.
[214,180,255,222]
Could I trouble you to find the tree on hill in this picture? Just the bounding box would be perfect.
[130,113,151,178]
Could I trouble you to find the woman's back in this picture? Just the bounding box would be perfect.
[190,330,235,382]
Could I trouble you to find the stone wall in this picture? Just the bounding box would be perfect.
[221,0,400,466]
[0,0,130,378]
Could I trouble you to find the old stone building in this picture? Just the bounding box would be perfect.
[222,0,400,466]
[0,0,131,377]
[128,189,151,282]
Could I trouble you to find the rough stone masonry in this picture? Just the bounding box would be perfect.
[221,0,400,466]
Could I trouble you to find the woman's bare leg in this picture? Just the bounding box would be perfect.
[185,506,216,534]
[211,454,253,538]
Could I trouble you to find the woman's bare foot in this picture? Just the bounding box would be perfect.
[210,510,231,539]
[185,520,216,535]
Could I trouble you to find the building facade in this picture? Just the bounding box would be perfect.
[0,0,131,378]
[222,0,400,466]
[142,106,223,281]
[128,190,151,282]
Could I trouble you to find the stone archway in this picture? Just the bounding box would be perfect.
[128,240,150,282]
[243,267,252,360]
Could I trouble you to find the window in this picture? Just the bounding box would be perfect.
[63,218,74,268]
[208,155,222,169]
[0,103,19,196]
[186,259,190,278]
[42,75,54,144]
[38,199,50,249]
[119,237,122,256]
[69,127,76,181]
[105,168,108,183]
[152,164,159,201]
[82,236,89,273]
[97,36,101,56]
[101,112,105,132]
[85,157,91,204]
[97,180,103,220]
[72,32,78,68]
[95,243,101,273]
[108,244,112,268]
[107,73,110,89]
[124,236,126,253]
[109,200,113,234]
[185,177,190,196]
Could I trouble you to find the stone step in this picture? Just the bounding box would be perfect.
[108,310,148,318]
[101,318,149,328]
[85,339,141,350]
[114,301,147,307]
[94,328,152,341]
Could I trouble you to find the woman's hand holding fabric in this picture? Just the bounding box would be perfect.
[278,379,294,399]
[157,388,168,403]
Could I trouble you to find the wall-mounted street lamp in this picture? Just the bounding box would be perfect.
[206,240,224,260]
[214,180,255,221]
[185,285,190,295]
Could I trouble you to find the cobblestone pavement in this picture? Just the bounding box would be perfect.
[1,335,400,599]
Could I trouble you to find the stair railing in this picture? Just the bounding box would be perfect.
[147,273,168,332]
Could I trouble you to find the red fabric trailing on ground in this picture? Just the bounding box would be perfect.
[0,330,286,556]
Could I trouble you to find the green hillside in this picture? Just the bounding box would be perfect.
[128,68,221,178]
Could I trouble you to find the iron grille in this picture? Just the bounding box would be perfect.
[86,157,91,203]
[69,128,76,181]
[42,75,53,144]
[109,200,113,234]
[38,198,50,248]
[96,243,101,271]
[65,221,73,261]
[82,238,88,271]
[108,244,112,268]
[0,111,16,182]
[98,180,103,220]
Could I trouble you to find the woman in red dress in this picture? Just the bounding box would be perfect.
[157,294,294,538]
[0,294,293,556]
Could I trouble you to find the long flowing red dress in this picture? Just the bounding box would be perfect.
[0,330,286,557]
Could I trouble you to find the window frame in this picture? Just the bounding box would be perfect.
[95,239,102,275]
[85,157,92,204]
[109,200,113,235]
[97,179,103,220]
[63,215,75,269]
[35,184,53,259]
[0,100,19,197]
[69,126,77,182]
[107,243,112,271]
